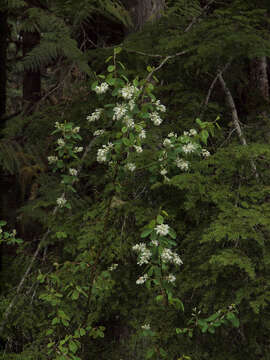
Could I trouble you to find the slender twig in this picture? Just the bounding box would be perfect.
[184,0,216,33]
[199,62,231,118]
[218,72,259,179]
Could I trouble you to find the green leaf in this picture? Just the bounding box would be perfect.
[69,341,78,354]
[0,221,7,226]
[146,348,155,359]
[157,215,164,224]
[114,47,122,55]
[72,290,79,300]
[107,65,115,72]
[105,55,113,63]
[168,229,177,239]
[79,328,86,336]
[141,228,153,238]
[122,137,130,146]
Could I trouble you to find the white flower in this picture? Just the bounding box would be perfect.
[155,224,170,236]
[97,143,114,163]
[126,163,136,172]
[69,168,78,176]
[57,138,65,147]
[119,84,139,100]
[168,132,177,138]
[12,229,17,236]
[93,129,105,136]
[175,158,189,171]
[182,143,197,154]
[183,131,189,136]
[48,156,58,164]
[189,129,197,136]
[132,243,152,265]
[108,263,118,271]
[149,112,163,126]
[151,240,159,246]
[134,145,143,153]
[72,126,80,133]
[136,274,148,285]
[0,229,2,234]
[87,108,103,122]
[124,116,135,129]
[161,248,183,266]
[163,138,172,148]
[160,169,167,176]
[74,146,83,153]
[155,100,166,112]
[94,82,109,94]
[201,149,210,158]
[128,99,135,111]
[113,104,127,121]
[141,324,151,330]
[139,130,146,139]
[57,196,67,208]
[166,274,176,283]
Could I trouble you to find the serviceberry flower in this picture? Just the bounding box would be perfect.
[123,116,135,129]
[168,132,177,138]
[56,196,67,208]
[69,168,78,176]
[149,112,163,126]
[119,84,139,100]
[182,143,197,154]
[57,138,65,147]
[163,138,172,148]
[166,274,176,283]
[126,163,136,172]
[160,169,168,176]
[136,274,148,285]
[132,243,152,265]
[93,129,105,136]
[48,156,58,164]
[155,100,166,112]
[72,126,80,133]
[141,324,151,330]
[113,104,127,121]
[138,130,146,139]
[134,145,143,153]
[87,108,103,122]
[155,224,170,236]
[201,149,210,158]
[74,146,83,153]
[175,158,189,171]
[94,82,109,94]
[108,263,118,271]
[189,129,197,136]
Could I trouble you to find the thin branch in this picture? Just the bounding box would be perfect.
[199,62,231,118]
[184,0,216,33]
[218,72,259,179]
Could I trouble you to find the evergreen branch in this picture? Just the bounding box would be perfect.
[218,72,259,179]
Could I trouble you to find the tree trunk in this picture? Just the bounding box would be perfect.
[250,56,269,101]
[0,11,8,121]
[22,30,41,112]
[122,0,165,32]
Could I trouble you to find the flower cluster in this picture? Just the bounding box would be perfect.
[94,82,109,94]
[119,84,139,100]
[126,163,136,172]
[87,108,103,123]
[132,243,152,266]
[56,196,67,208]
[113,103,127,121]
[48,156,58,164]
[161,248,183,266]
[93,129,105,137]
[136,274,148,285]
[175,158,189,171]
[108,263,118,271]
[149,112,163,126]
[69,168,78,176]
[155,224,170,236]
[166,273,176,283]
[141,324,151,330]
[97,142,113,163]
[184,128,197,137]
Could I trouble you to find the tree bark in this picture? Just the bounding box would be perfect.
[250,56,269,101]
[22,30,41,112]
[0,11,8,121]
[122,0,165,32]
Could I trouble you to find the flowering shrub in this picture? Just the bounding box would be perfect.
[45,47,238,360]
